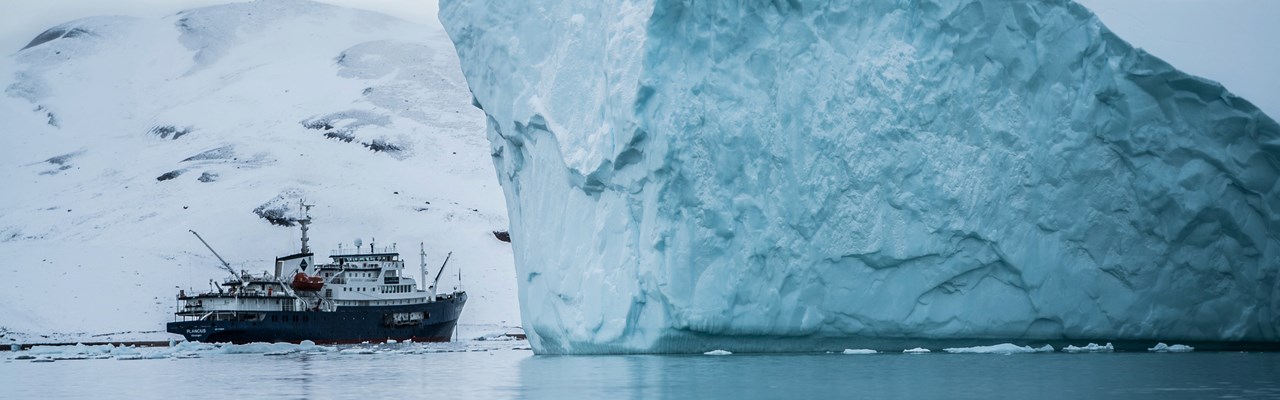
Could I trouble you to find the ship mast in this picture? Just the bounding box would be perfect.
[298,200,313,254]
[419,243,427,293]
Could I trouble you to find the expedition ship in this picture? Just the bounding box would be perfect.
[166,203,466,344]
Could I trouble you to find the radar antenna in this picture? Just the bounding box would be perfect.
[189,230,237,277]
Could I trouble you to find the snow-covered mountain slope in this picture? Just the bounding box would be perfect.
[441,0,1280,354]
[0,0,517,342]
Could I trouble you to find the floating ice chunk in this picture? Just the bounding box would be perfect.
[841,349,877,355]
[110,346,141,356]
[703,349,732,355]
[339,348,377,355]
[1063,343,1115,353]
[170,341,219,353]
[943,343,1054,354]
[27,343,113,356]
[903,348,931,354]
[1148,343,1195,353]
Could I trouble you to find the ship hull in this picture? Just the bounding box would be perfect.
[167,293,466,344]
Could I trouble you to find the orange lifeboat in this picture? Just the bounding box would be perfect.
[291,272,325,291]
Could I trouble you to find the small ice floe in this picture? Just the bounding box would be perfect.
[14,355,36,360]
[31,356,55,363]
[263,350,296,356]
[56,354,90,361]
[943,344,1054,354]
[114,354,144,361]
[902,348,931,354]
[1148,343,1194,353]
[842,349,878,355]
[1063,343,1114,353]
[339,348,376,355]
[703,349,732,356]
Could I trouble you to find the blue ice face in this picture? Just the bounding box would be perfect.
[441,0,1280,354]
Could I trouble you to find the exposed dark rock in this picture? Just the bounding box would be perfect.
[44,151,80,165]
[324,131,355,143]
[34,106,58,127]
[23,26,97,50]
[253,207,292,226]
[197,172,218,182]
[253,189,305,227]
[300,111,405,155]
[156,170,183,181]
[301,120,334,131]
[363,139,401,153]
[183,146,234,162]
[150,125,192,140]
[35,150,82,175]
[493,230,510,243]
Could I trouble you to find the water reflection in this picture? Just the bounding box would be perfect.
[515,351,1280,399]
[5,345,1279,400]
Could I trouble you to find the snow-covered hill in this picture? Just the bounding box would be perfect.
[0,0,517,343]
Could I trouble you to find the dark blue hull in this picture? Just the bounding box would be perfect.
[167,292,466,344]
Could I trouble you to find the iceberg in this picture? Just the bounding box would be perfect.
[943,343,1054,354]
[440,0,1280,354]
[1062,343,1114,353]
[1147,343,1195,353]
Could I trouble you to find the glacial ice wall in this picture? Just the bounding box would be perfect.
[441,0,1280,354]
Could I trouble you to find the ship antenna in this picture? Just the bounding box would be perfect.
[190,230,237,277]
[419,243,427,293]
[298,200,314,254]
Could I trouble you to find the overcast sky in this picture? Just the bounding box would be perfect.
[1,0,1276,116]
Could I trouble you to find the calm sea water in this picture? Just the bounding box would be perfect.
[4,342,1279,399]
